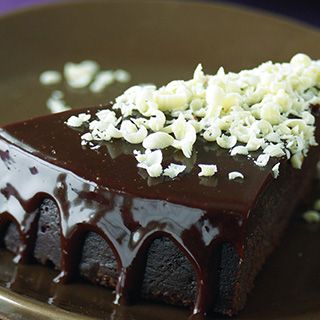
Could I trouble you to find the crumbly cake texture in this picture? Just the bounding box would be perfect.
[0,54,320,318]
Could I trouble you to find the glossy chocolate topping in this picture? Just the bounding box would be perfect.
[0,106,299,317]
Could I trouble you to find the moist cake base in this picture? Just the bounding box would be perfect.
[1,184,320,320]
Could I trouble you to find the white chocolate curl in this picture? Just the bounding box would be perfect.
[163,163,186,178]
[228,171,244,180]
[198,164,218,177]
[134,149,163,177]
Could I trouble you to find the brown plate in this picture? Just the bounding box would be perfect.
[0,1,320,319]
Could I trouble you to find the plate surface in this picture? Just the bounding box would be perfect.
[0,1,320,319]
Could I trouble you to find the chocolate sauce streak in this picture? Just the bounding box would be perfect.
[0,107,299,318]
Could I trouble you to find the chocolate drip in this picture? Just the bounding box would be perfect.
[0,107,290,317]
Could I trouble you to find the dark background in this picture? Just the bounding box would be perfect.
[219,0,320,28]
[0,0,319,28]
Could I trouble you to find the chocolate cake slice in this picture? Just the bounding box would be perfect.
[0,105,319,317]
[1,54,320,317]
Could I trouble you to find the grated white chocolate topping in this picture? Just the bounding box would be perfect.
[272,163,280,179]
[39,70,62,86]
[64,60,99,89]
[254,154,270,167]
[163,163,186,178]
[47,91,70,113]
[67,54,320,179]
[133,149,163,177]
[303,210,320,223]
[114,69,131,83]
[302,198,320,224]
[90,70,115,93]
[198,164,218,177]
[63,61,131,91]
[40,61,132,114]
[66,113,91,127]
[228,171,244,180]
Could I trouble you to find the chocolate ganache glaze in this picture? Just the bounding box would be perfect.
[0,105,313,317]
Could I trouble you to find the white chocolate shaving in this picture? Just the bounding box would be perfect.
[134,149,163,177]
[143,132,174,149]
[64,60,99,88]
[66,113,91,127]
[228,171,244,180]
[81,132,93,141]
[246,136,264,151]
[39,70,61,85]
[163,163,186,178]
[216,135,237,149]
[203,126,221,142]
[121,121,147,144]
[66,116,82,127]
[198,164,218,177]
[90,70,115,93]
[272,163,280,178]
[114,69,131,83]
[47,91,70,113]
[291,152,304,169]
[254,154,270,167]
[303,210,320,223]
[230,146,249,156]
[263,144,286,157]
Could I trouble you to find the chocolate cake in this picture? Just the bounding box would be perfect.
[1,54,320,318]
[0,104,319,317]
